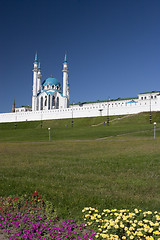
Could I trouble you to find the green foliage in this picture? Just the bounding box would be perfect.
[45,200,57,220]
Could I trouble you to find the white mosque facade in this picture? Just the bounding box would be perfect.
[32,53,69,112]
[0,54,160,123]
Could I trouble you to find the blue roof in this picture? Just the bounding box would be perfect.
[42,77,61,86]
[127,100,138,104]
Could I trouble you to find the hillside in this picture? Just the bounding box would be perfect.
[0,112,159,142]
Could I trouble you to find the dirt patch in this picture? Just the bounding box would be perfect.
[0,232,8,240]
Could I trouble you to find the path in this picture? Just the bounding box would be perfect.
[91,114,135,126]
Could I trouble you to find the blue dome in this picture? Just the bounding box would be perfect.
[43,77,60,86]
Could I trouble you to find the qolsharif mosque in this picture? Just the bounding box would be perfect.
[0,53,160,123]
[32,53,69,112]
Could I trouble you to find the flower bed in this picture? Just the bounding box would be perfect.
[0,192,95,239]
[82,207,160,240]
[2,193,160,240]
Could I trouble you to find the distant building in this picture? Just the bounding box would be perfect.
[32,53,69,111]
[15,106,32,113]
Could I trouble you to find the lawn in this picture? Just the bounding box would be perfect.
[0,112,160,221]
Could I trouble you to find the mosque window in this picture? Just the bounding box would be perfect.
[144,97,146,99]
[52,85,54,89]
[45,96,47,106]
[151,96,153,99]
[141,97,143,100]
[47,84,49,89]
[57,97,59,109]
[155,96,157,99]
[48,95,51,110]
[52,96,55,107]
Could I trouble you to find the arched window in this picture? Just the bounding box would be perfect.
[52,85,54,89]
[57,97,59,109]
[48,95,51,110]
[41,97,43,110]
[45,96,47,106]
[52,96,55,107]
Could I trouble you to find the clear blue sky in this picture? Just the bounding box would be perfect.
[0,0,160,113]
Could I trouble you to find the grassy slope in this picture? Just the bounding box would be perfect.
[0,112,160,142]
[0,112,160,220]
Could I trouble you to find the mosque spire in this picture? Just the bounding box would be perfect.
[34,52,38,63]
[64,52,67,63]
[38,61,41,70]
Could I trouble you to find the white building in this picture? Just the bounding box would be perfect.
[0,54,160,123]
[15,106,32,113]
[32,53,69,111]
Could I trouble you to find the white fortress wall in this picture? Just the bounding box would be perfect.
[0,95,160,123]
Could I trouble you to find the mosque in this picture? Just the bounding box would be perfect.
[32,53,69,111]
[0,53,160,123]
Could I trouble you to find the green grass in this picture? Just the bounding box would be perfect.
[0,112,160,221]
[0,112,159,142]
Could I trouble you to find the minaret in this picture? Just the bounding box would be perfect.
[62,54,69,107]
[37,62,42,93]
[32,53,38,111]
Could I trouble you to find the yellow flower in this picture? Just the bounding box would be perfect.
[100,233,108,238]
[134,208,139,214]
[120,224,124,228]
[148,227,153,233]
[114,224,119,229]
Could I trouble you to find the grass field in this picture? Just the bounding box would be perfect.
[0,112,160,221]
